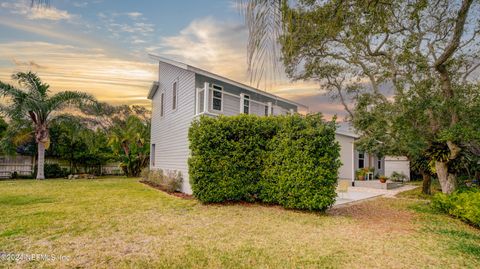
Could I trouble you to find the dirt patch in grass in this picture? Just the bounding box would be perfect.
[328,199,417,233]
[139,180,194,199]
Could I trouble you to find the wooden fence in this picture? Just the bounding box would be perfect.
[0,155,123,178]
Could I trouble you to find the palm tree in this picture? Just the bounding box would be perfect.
[0,72,95,179]
[108,115,150,177]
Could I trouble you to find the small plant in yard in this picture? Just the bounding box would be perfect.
[356,169,366,180]
[142,168,182,193]
[391,171,408,182]
[378,175,388,183]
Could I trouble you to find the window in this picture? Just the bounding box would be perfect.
[160,92,165,117]
[172,81,177,110]
[358,151,365,169]
[212,84,222,111]
[377,158,382,169]
[197,89,205,114]
[243,95,250,114]
[264,105,269,116]
[151,144,155,166]
[270,106,274,115]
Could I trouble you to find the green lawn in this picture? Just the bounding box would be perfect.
[0,178,479,268]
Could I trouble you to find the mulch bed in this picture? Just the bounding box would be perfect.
[139,180,194,199]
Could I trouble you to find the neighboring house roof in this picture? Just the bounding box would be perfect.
[335,122,360,138]
[148,54,307,109]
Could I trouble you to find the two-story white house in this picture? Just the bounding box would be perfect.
[147,56,305,193]
[147,56,409,194]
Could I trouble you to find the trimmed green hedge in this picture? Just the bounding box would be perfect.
[432,189,480,227]
[188,113,341,211]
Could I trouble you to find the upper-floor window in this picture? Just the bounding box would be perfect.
[243,95,250,114]
[160,92,165,117]
[197,88,205,114]
[172,81,177,110]
[377,158,382,169]
[264,105,269,116]
[212,84,222,111]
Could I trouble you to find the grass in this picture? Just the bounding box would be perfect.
[0,178,479,268]
[396,179,442,200]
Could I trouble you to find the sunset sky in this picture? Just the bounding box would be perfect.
[0,0,347,118]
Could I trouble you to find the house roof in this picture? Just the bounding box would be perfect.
[335,122,360,138]
[148,54,308,109]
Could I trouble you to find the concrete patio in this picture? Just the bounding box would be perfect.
[334,184,417,207]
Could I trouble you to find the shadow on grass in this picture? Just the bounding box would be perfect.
[0,195,55,206]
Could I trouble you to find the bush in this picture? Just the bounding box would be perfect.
[391,171,408,182]
[188,113,341,211]
[432,189,480,227]
[34,163,68,178]
[143,168,183,193]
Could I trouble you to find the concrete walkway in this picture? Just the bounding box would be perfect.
[334,184,418,207]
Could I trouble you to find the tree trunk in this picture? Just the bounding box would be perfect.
[435,161,456,194]
[421,171,432,195]
[36,142,45,180]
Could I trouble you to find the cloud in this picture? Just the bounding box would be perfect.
[157,17,250,82]
[156,17,328,111]
[126,12,143,19]
[11,59,44,69]
[97,11,156,47]
[0,42,156,106]
[73,2,88,8]
[1,1,75,21]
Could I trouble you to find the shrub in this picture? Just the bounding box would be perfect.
[391,171,408,182]
[140,167,149,181]
[143,168,183,193]
[188,113,340,211]
[432,189,480,227]
[34,163,68,178]
[189,115,277,202]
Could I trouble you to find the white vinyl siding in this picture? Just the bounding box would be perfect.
[150,62,196,193]
[151,63,300,194]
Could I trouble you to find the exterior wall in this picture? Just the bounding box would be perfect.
[335,134,355,182]
[384,156,410,181]
[195,74,297,113]
[354,150,385,177]
[150,62,196,193]
[150,64,300,194]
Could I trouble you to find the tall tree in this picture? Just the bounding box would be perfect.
[0,72,95,179]
[241,0,480,194]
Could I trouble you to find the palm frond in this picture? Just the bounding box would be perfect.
[237,0,284,90]
[31,0,50,7]
[0,81,27,99]
[46,91,96,115]
[12,71,49,99]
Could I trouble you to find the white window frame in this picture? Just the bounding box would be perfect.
[358,151,365,169]
[172,80,178,111]
[211,84,223,112]
[196,88,205,114]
